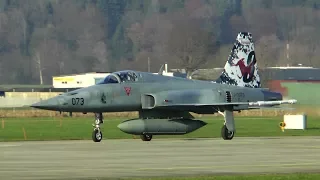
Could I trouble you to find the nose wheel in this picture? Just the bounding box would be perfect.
[92,112,103,142]
[92,128,102,142]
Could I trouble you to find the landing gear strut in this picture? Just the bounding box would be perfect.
[92,112,103,142]
[140,134,152,141]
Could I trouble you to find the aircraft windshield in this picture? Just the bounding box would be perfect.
[98,74,119,84]
[97,71,138,84]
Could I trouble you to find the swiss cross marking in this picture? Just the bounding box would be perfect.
[124,87,131,96]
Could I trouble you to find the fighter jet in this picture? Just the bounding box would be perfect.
[31,32,297,142]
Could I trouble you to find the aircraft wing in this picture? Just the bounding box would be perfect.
[141,89,297,110]
[151,100,297,108]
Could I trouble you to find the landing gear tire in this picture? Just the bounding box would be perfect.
[140,134,152,141]
[92,112,103,142]
[221,124,234,140]
[92,129,102,142]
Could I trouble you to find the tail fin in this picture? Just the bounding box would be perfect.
[216,32,261,88]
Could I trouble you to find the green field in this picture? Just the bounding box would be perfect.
[0,116,319,141]
[282,82,320,106]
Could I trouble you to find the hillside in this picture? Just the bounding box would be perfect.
[0,0,319,84]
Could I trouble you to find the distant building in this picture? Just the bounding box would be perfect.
[52,64,186,89]
[52,72,111,88]
[263,66,320,81]
[262,66,320,104]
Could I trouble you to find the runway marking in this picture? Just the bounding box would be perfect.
[0,162,317,173]
[0,144,21,147]
[138,162,319,171]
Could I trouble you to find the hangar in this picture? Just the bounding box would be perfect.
[52,72,111,88]
[262,66,320,105]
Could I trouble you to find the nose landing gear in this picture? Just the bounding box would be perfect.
[92,112,103,142]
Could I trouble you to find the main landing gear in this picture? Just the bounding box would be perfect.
[92,112,103,142]
[218,108,235,140]
[221,124,234,140]
[140,134,152,141]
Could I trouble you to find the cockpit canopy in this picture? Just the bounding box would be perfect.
[97,70,139,84]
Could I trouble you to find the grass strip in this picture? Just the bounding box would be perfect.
[0,116,319,141]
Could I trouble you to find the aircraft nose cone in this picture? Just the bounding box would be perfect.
[30,100,50,108]
[30,97,61,111]
[30,101,42,108]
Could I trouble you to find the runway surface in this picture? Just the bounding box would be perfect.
[1,137,320,180]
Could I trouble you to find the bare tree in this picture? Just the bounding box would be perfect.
[125,11,173,71]
[75,3,109,71]
[229,15,249,37]
[285,26,320,67]
[33,51,44,84]
[241,7,278,39]
[3,9,26,48]
[255,34,283,68]
[52,1,108,64]
[167,15,215,78]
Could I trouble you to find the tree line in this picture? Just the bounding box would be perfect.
[0,0,319,84]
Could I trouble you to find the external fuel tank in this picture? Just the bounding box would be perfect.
[117,118,207,135]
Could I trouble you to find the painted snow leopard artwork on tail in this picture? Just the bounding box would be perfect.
[216,32,261,88]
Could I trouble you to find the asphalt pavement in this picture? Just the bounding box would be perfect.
[1,137,320,180]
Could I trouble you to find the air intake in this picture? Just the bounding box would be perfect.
[226,91,232,102]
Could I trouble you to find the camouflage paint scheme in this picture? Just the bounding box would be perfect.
[31,32,297,142]
[216,32,260,88]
